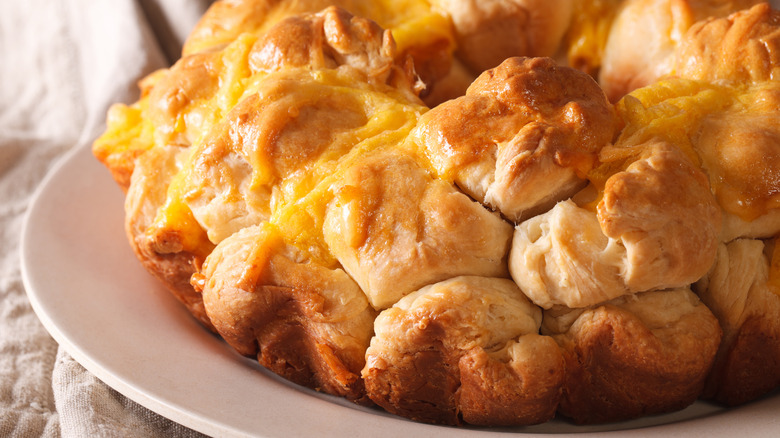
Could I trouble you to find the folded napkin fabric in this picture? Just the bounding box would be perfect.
[1,1,211,437]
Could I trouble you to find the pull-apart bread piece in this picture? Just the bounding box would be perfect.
[598,0,763,101]
[694,239,780,405]
[411,56,619,223]
[125,145,215,329]
[430,0,574,73]
[363,276,564,426]
[542,288,721,424]
[323,151,512,310]
[674,2,780,84]
[195,223,377,403]
[510,140,721,309]
[665,2,780,241]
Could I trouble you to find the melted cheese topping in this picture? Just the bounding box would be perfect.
[589,78,780,222]
[185,0,455,75]
[350,0,454,58]
[151,66,426,261]
[95,0,453,187]
[98,4,443,260]
[564,0,623,75]
[95,100,155,160]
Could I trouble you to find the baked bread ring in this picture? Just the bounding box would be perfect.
[93,0,780,428]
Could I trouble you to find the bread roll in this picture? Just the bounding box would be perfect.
[323,151,513,310]
[693,239,780,405]
[431,0,573,73]
[674,3,780,85]
[542,288,722,424]
[412,56,618,223]
[510,140,720,309]
[363,276,564,425]
[615,78,780,242]
[599,0,762,101]
[196,223,377,403]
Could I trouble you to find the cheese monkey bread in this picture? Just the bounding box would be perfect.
[92,0,780,429]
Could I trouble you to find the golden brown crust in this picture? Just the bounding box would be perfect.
[198,223,377,403]
[543,288,722,424]
[125,146,215,330]
[456,335,564,426]
[693,239,780,405]
[323,151,513,309]
[413,56,618,223]
[362,276,564,426]
[710,315,780,405]
[675,3,780,85]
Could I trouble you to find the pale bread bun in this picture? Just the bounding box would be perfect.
[412,56,617,223]
[323,151,512,310]
[510,140,721,309]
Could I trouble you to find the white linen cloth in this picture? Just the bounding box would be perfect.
[1,1,212,436]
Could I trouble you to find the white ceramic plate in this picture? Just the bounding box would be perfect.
[21,142,780,437]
